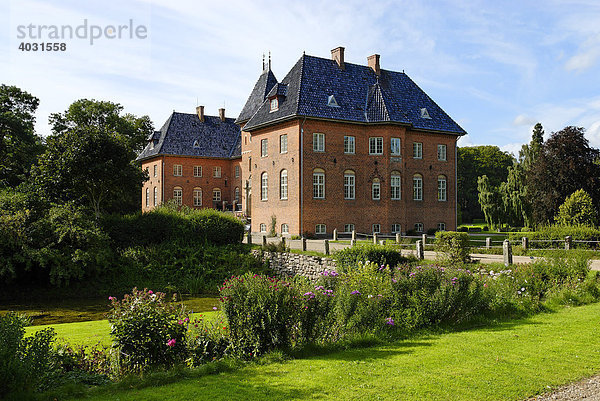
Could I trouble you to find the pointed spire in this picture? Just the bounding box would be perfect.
[268,51,271,70]
[262,53,265,71]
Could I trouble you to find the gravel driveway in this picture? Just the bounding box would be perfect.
[527,375,600,400]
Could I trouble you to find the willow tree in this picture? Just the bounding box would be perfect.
[477,175,503,229]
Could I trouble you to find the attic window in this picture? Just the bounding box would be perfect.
[149,141,154,150]
[327,95,340,108]
[270,98,279,112]
[193,140,200,149]
[420,108,431,119]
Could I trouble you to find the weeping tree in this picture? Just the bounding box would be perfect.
[477,175,503,229]
[499,165,531,228]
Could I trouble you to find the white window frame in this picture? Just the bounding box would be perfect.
[437,222,446,231]
[260,223,267,232]
[145,187,150,207]
[213,166,221,178]
[313,170,325,199]
[281,223,289,234]
[369,137,383,155]
[344,224,355,233]
[344,136,355,154]
[372,224,381,234]
[280,170,288,200]
[437,144,447,161]
[212,188,221,202]
[413,142,423,159]
[438,176,447,202]
[261,139,268,157]
[270,98,278,112]
[313,133,325,152]
[173,187,182,206]
[413,175,423,201]
[391,173,401,200]
[392,224,401,233]
[415,223,424,232]
[344,171,355,200]
[391,137,401,156]
[194,165,202,177]
[173,164,182,176]
[153,164,157,177]
[261,172,268,201]
[153,187,157,206]
[235,165,240,178]
[372,179,381,200]
[280,134,288,154]
[315,224,327,234]
[193,188,202,206]
[235,187,240,202]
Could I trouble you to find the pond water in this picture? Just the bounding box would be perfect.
[0,295,220,326]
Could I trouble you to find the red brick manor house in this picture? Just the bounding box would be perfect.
[137,47,466,236]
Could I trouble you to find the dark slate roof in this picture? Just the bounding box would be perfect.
[243,54,466,135]
[235,68,278,124]
[136,112,241,161]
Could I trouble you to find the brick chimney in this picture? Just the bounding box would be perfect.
[219,108,226,121]
[196,106,204,122]
[368,54,380,75]
[331,46,345,70]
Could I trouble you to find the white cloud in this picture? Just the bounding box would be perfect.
[512,114,537,126]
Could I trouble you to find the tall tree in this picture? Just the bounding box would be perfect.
[458,146,514,223]
[0,85,43,187]
[499,165,530,227]
[477,175,503,229]
[528,126,600,225]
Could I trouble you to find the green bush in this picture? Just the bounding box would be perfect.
[187,314,231,366]
[508,225,600,249]
[0,312,55,396]
[435,231,471,264]
[334,244,411,271]
[107,288,189,373]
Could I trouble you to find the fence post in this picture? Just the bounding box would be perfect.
[522,237,528,251]
[351,230,356,242]
[350,239,356,247]
[396,233,401,244]
[333,228,338,241]
[416,240,424,260]
[262,235,267,247]
[503,239,513,266]
[379,240,386,246]
[422,233,427,246]
[302,237,307,251]
[247,232,252,245]
[565,236,572,250]
[373,233,378,244]
[485,237,491,249]
[324,239,330,255]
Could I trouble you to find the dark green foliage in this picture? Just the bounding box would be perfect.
[0,313,55,396]
[334,244,412,271]
[435,231,471,264]
[0,85,43,187]
[107,288,189,373]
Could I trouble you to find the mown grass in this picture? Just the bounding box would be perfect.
[63,302,600,401]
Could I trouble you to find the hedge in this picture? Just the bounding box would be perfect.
[334,244,412,271]
[508,225,600,248]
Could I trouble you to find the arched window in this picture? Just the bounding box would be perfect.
[193,187,202,206]
[438,175,447,201]
[153,187,157,206]
[280,169,288,200]
[413,174,423,201]
[391,171,401,200]
[235,187,240,202]
[372,178,381,200]
[212,188,221,202]
[261,172,268,200]
[313,168,325,199]
[145,187,150,207]
[344,170,355,200]
[173,187,182,206]
[281,223,289,234]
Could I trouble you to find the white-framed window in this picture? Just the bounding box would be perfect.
[372,178,381,200]
[153,187,157,206]
[391,137,401,156]
[438,175,447,201]
[145,187,150,207]
[270,98,278,112]
[280,134,288,153]
[344,136,355,154]
[391,172,401,200]
[372,224,381,234]
[313,169,325,199]
[438,222,446,231]
[392,224,401,233]
[173,164,182,176]
[281,223,289,234]
[153,164,157,177]
[261,139,268,157]
[193,188,202,206]
[413,174,423,201]
[313,133,325,152]
[173,187,182,206]
[437,144,447,161]
[280,170,288,200]
[194,165,202,177]
[235,187,240,202]
[413,142,423,159]
[415,223,424,232]
[261,172,268,201]
[260,223,267,232]
[212,188,221,202]
[213,166,221,178]
[344,224,355,233]
[316,224,326,234]
[248,156,252,172]
[344,170,355,200]
[235,165,240,178]
[369,137,383,155]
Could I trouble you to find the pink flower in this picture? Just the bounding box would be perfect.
[213,307,218,310]
[385,317,395,326]
[166,339,176,347]
[148,290,153,294]
[108,296,115,301]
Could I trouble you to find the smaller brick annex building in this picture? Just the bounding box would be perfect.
[137,47,466,236]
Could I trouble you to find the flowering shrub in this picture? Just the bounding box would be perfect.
[187,313,231,366]
[107,288,188,373]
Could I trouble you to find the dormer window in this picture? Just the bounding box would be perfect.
[270,97,279,112]
[420,108,431,119]
[149,141,154,150]
[193,140,200,149]
[327,95,340,107]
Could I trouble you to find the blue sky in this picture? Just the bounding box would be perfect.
[2,0,600,156]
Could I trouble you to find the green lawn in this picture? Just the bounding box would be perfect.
[70,302,600,401]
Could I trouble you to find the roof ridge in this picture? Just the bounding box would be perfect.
[295,53,306,116]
